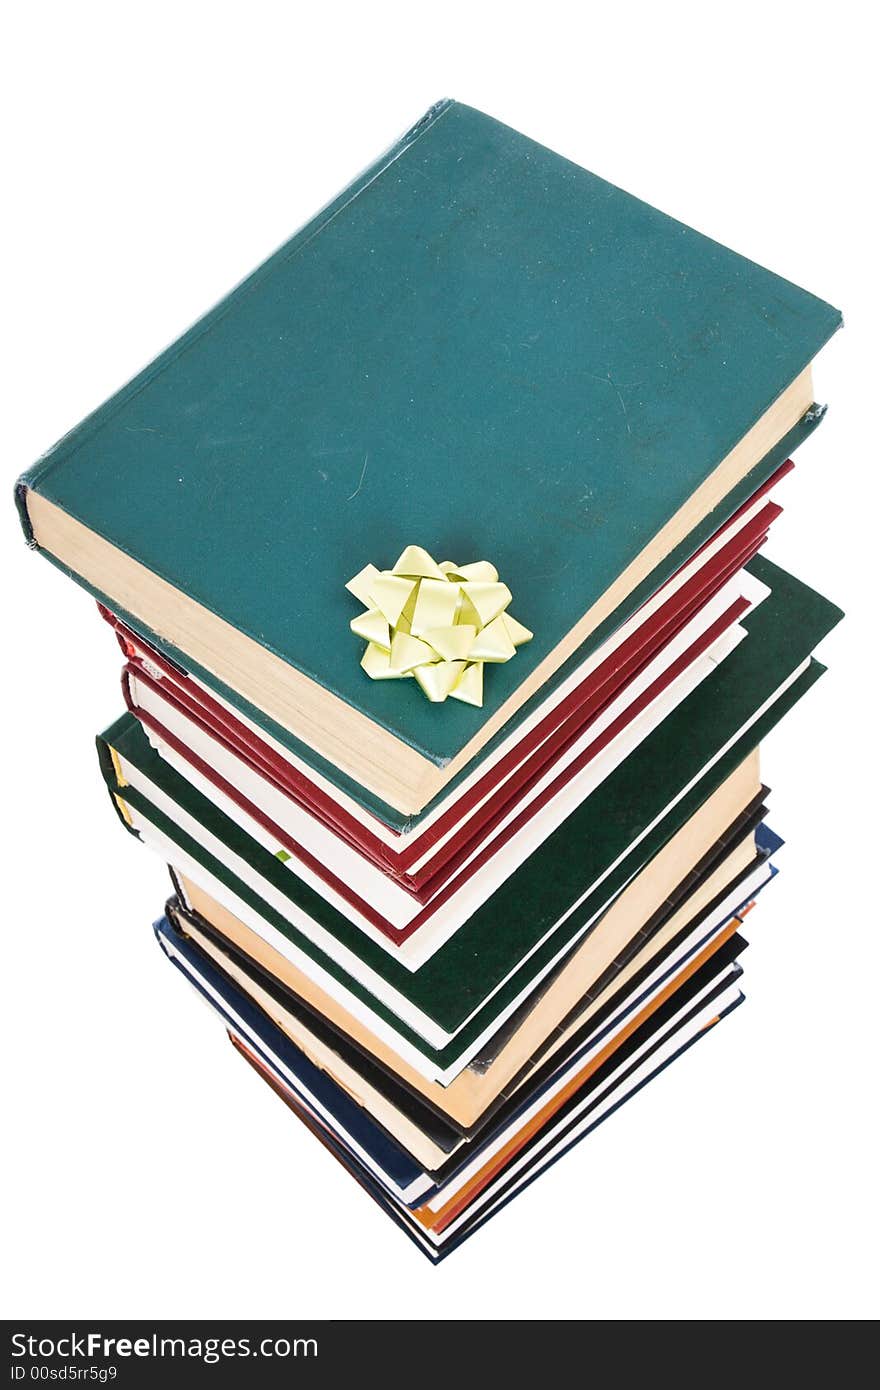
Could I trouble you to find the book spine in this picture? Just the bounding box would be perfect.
[95,729,141,839]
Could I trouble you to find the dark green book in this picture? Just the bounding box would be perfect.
[97,558,841,1078]
[23,100,840,817]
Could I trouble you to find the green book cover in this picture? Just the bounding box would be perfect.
[97,558,841,1067]
[92,408,823,836]
[22,101,839,786]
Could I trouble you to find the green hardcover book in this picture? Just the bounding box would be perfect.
[23,100,840,816]
[97,558,841,1081]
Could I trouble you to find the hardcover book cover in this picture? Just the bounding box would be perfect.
[19,100,841,812]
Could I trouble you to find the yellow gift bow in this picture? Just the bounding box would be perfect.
[345,545,532,708]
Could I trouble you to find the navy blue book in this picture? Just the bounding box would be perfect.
[155,865,765,1211]
[223,936,746,1261]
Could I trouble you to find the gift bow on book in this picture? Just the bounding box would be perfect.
[345,545,533,707]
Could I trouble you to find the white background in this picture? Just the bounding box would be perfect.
[2,0,877,1322]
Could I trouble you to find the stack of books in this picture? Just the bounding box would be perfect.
[17,101,842,1261]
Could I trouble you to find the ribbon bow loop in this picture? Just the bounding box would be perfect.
[346,546,532,707]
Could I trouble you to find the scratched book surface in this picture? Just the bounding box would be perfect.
[20,99,840,769]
